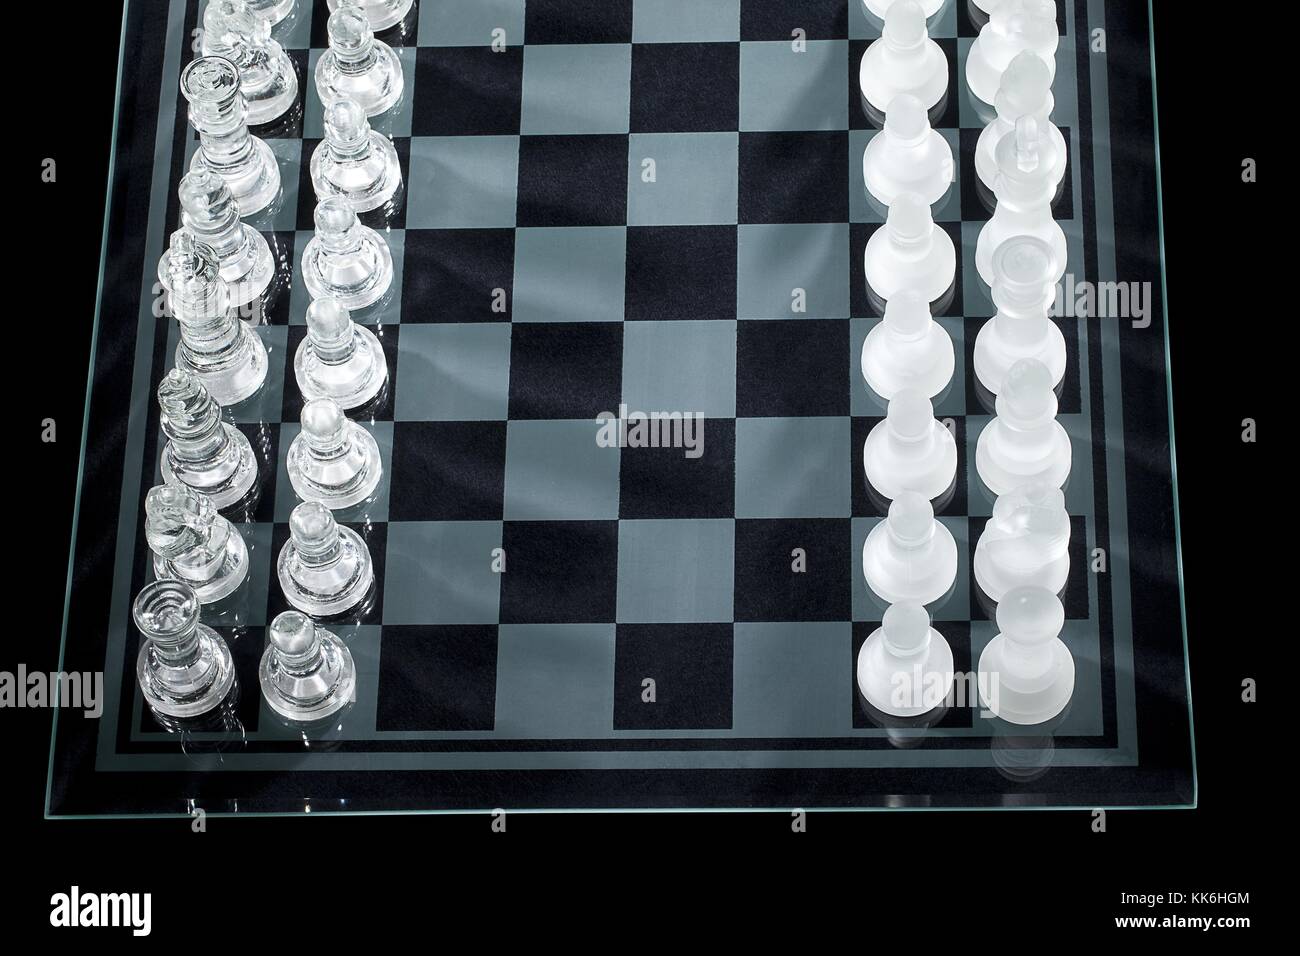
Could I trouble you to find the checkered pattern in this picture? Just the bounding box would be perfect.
[130,0,1108,754]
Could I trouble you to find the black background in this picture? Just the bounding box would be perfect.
[2,0,1271,933]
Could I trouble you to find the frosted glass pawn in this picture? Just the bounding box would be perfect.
[860,0,949,114]
[856,602,954,717]
[966,0,1059,106]
[863,94,955,207]
[163,231,269,406]
[259,611,357,721]
[294,297,389,409]
[863,389,958,500]
[311,96,403,212]
[202,0,299,125]
[326,0,413,32]
[173,168,275,314]
[864,192,956,305]
[182,55,281,216]
[977,586,1075,724]
[974,482,1071,602]
[975,50,1066,193]
[246,0,297,25]
[860,289,954,400]
[975,115,1067,288]
[315,5,404,117]
[862,492,958,605]
[278,501,375,616]
[286,397,384,509]
[157,368,258,509]
[145,483,249,603]
[864,0,945,18]
[133,580,236,718]
[301,197,394,310]
[976,358,1071,495]
[974,236,1066,395]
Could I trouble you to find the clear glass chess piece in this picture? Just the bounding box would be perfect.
[315,5,404,117]
[326,0,414,34]
[278,501,375,616]
[259,611,357,721]
[134,580,236,718]
[163,231,269,405]
[202,0,299,126]
[286,397,383,508]
[146,483,250,603]
[311,97,403,212]
[294,297,388,409]
[182,55,282,216]
[158,368,259,509]
[246,0,297,26]
[174,168,275,316]
[300,197,394,310]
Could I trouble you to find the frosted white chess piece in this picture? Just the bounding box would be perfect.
[863,94,955,207]
[856,602,955,717]
[862,492,959,605]
[973,236,1066,395]
[133,580,236,718]
[301,197,394,310]
[316,4,405,117]
[973,482,1071,602]
[859,0,949,115]
[326,0,413,32]
[864,192,956,305]
[202,0,299,126]
[145,483,249,603]
[311,96,403,212]
[260,611,357,721]
[174,168,275,315]
[966,0,1059,106]
[863,389,958,500]
[975,115,1067,288]
[975,50,1066,193]
[860,289,955,400]
[278,501,375,616]
[976,358,1071,495]
[294,297,389,409]
[286,397,384,509]
[977,585,1075,724]
[157,368,258,509]
[863,0,945,18]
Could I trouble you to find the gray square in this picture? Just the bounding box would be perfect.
[633,0,740,42]
[740,40,848,132]
[504,420,621,520]
[383,521,504,624]
[494,624,617,738]
[732,622,851,736]
[851,515,970,621]
[522,44,632,135]
[512,227,626,322]
[395,323,512,421]
[197,523,274,629]
[289,229,405,326]
[417,0,527,47]
[737,223,849,320]
[627,132,739,226]
[735,417,851,518]
[304,47,417,139]
[273,421,393,523]
[407,136,520,228]
[617,519,735,623]
[850,316,965,417]
[622,320,737,418]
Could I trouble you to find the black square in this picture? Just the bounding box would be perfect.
[736,319,849,417]
[524,0,633,43]
[388,421,506,520]
[376,625,499,731]
[625,226,737,322]
[851,415,968,517]
[739,132,848,223]
[411,46,523,136]
[619,419,735,519]
[630,43,740,133]
[401,229,515,322]
[266,521,388,625]
[499,521,618,623]
[257,232,298,326]
[850,221,964,319]
[734,518,852,621]
[741,0,847,40]
[231,422,281,524]
[508,323,623,419]
[281,323,400,423]
[516,135,629,227]
[851,621,974,729]
[613,624,734,729]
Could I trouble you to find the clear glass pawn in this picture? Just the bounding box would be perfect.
[311,96,402,212]
[145,483,250,603]
[172,167,275,315]
[301,197,394,310]
[182,55,282,216]
[259,611,357,721]
[286,397,383,509]
[202,0,299,125]
[294,297,388,409]
[158,368,259,509]
[134,580,236,718]
[278,501,375,616]
[315,5,404,117]
[326,0,413,33]
[245,0,297,26]
[164,231,268,405]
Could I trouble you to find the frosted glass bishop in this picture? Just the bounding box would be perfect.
[864,192,955,305]
[173,168,275,315]
[966,0,1059,107]
[859,0,948,115]
[202,0,299,126]
[316,5,405,117]
[862,94,955,207]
